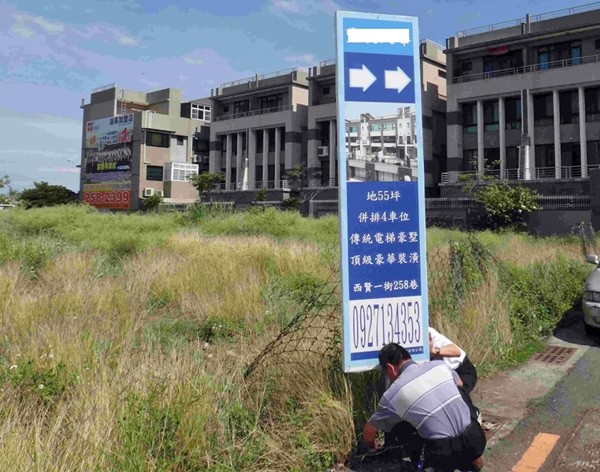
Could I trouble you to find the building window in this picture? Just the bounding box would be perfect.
[191,104,211,121]
[176,136,184,145]
[383,123,396,131]
[146,131,170,148]
[259,94,283,111]
[233,100,249,115]
[533,93,553,127]
[268,128,275,152]
[536,40,582,69]
[596,39,600,49]
[586,87,600,122]
[535,144,554,168]
[462,102,477,134]
[484,148,500,169]
[561,142,581,167]
[460,61,472,72]
[398,135,404,144]
[146,165,164,181]
[505,97,522,130]
[483,49,523,73]
[322,86,331,95]
[463,150,477,171]
[559,90,579,124]
[506,146,519,170]
[256,130,263,153]
[280,127,285,151]
[483,100,499,131]
[587,141,600,166]
[438,69,446,78]
[164,162,199,182]
[370,124,382,132]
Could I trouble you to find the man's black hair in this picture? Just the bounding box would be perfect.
[378,343,411,368]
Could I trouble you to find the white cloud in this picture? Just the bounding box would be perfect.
[184,56,204,65]
[272,0,302,13]
[117,34,139,47]
[38,166,80,174]
[284,53,316,65]
[12,12,64,35]
[11,25,35,39]
[72,23,141,48]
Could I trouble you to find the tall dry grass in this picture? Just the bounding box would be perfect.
[0,234,353,471]
[0,206,591,470]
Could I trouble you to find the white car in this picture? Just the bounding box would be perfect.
[583,254,600,334]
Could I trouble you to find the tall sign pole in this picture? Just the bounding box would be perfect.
[336,12,429,372]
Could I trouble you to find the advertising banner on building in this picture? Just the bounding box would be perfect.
[336,12,429,372]
[82,114,134,210]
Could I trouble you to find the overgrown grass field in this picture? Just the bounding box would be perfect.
[0,205,590,470]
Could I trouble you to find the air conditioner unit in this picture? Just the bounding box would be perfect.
[155,190,164,197]
[143,188,154,197]
[317,146,329,157]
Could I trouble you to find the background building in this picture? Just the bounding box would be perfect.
[443,2,600,197]
[80,85,210,210]
[208,68,309,192]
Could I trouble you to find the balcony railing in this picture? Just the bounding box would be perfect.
[258,67,300,81]
[426,195,590,209]
[442,165,600,183]
[220,77,254,89]
[320,59,336,67]
[456,2,600,37]
[210,180,290,191]
[214,105,293,122]
[452,53,600,83]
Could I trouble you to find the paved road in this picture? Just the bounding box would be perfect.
[485,311,600,471]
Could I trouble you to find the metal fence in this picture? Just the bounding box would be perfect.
[453,53,600,83]
[456,2,600,37]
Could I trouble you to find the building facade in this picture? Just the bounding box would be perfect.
[208,68,308,191]
[344,108,418,183]
[443,3,600,196]
[80,85,210,210]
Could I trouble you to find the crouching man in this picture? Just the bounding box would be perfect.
[362,343,486,471]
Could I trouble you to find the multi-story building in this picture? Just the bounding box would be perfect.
[307,60,338,188]
[306,39,447,197]
[443,2,600,196]
[344,108,418,182]
[80,85,210,210]
[208,68,308,192]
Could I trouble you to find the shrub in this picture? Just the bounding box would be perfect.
[474,182,539,230]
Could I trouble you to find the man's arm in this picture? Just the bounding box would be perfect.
[429,331,461,358]
[362,421,379,449]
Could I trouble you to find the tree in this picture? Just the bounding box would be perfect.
[19,182,77,209]
[0,175,19,205]
[189,172,225,202]
[143,193,163,212]
[473,182,539,230]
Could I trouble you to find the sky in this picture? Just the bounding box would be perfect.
[0,0,582,191]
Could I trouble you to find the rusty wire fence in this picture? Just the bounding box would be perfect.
[244,236,492,381]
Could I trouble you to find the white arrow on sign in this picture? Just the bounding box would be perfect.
[384,67,411,93]
[349,65,377,92]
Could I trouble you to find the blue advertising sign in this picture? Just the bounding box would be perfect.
[336,12,429,372]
